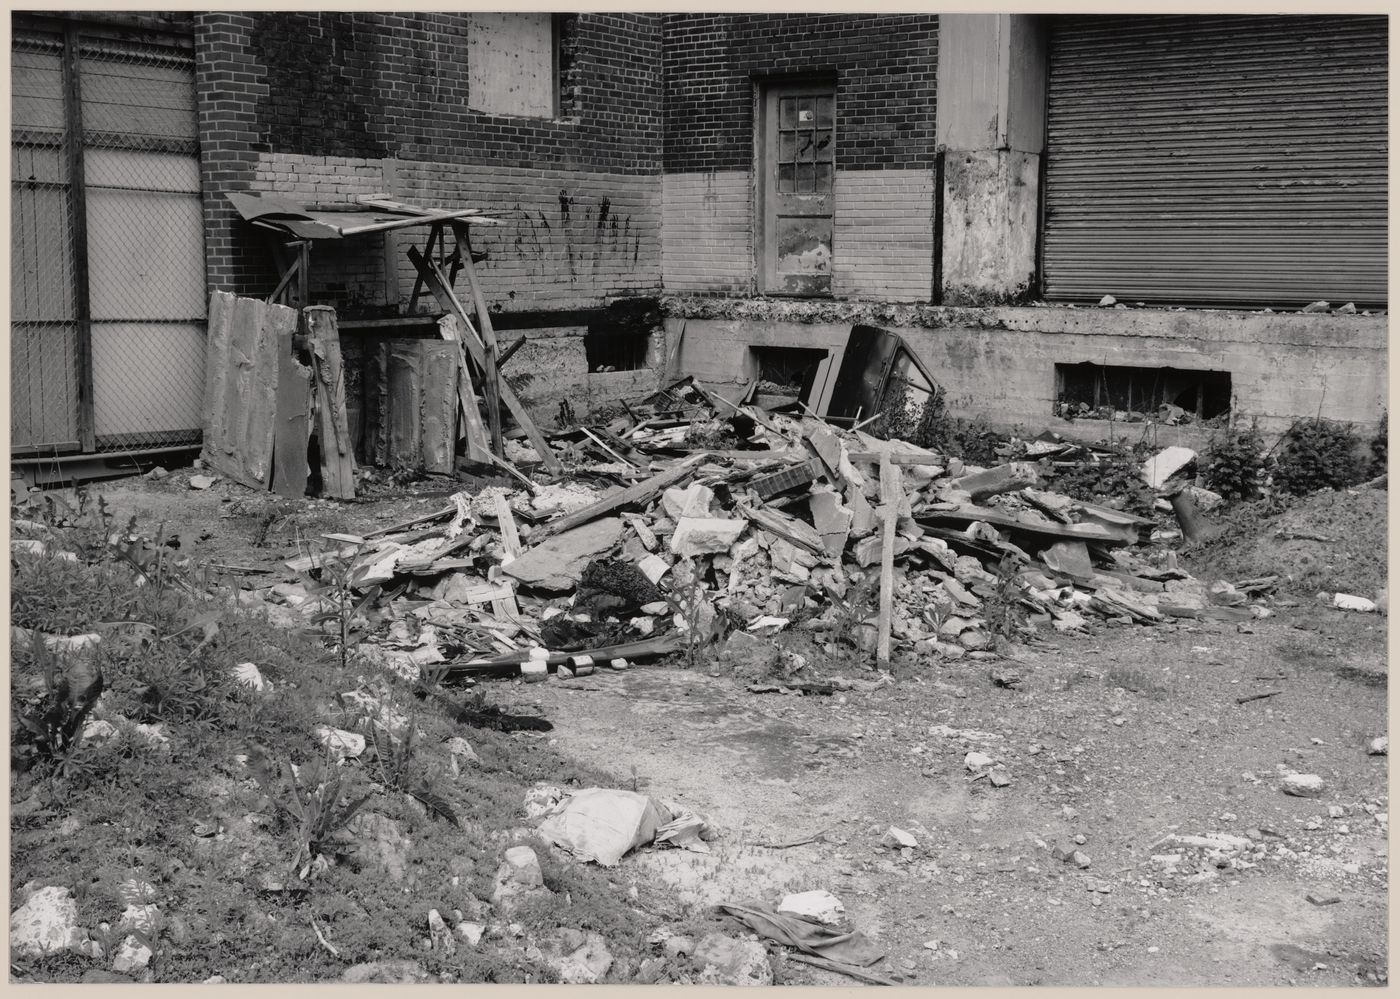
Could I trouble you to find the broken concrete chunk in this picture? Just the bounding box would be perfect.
[662,483,715,521]
[9,886,82,958]
[950,462,1039,502]
[503,517,623,591]
[188,474,216,490]
[964,751,995,771]
[1281,773,1326,798]
[1332,592,1378,613]
[1140,447,1196,490]
[637,553,670,584]
[809,489,854,558]
[881,826,918,848]
[1042,540,1094,578]
[669,517,746,557]
[777,890,845,926]
[314,725,366,760]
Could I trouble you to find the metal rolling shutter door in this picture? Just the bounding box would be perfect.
[1043,15,1387,308]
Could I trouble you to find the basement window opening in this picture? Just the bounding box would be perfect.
[750,345,828,401]
[585,328,648,373]
[1054,362,1232,425]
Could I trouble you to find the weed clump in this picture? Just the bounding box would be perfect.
[1202,420,1267,502]
[1049,447,1157,519]
[1273,418,1367,496]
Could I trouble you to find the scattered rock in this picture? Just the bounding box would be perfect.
[777,890,845,926]
[457,921,485,946]
[348,812,412,882]
[340,961,427,983]
[1098,295,1117,307]
[881,826,919,849]
[1301,300,1330,313]
[203,975,227,983]
[427,909,455,953]
[492,845,550,913]
[1368,736,1388,756]
[664,935,696,959]
[544,928,614,984]
[691,932,774,986]
[1070,850,1092,869]
[719,630,781,674]
[1281,773,1326,798]
[112,936,153,974]
[446,736,479,765]
[314,725,366,760]
[669,517,747,557]
[188,474,216,490]
[987,769,1011,788]
[963,751,995,771]
[9,886,82,957]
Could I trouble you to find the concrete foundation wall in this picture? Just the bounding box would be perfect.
[663,298,1387,437]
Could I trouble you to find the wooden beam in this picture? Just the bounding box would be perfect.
[407,244,562,473]
[270,337,313,498]
[454,222,503,457]
[876,452,900,667]
[496,335,526,369]
[304,307,356,498]
[532,454,706,541]
[438,313,493,465]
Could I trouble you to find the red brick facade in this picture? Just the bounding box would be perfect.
[661,14,939,174]
[194,12,663,308]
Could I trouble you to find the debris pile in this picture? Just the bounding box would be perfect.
[242,376,1260,684]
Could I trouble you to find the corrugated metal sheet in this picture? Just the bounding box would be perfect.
[1043,15,1387,308]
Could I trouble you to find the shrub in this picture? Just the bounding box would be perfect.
[1202,420,1267,502]
[1272,418,1366,496]
[1051,447,1158,519]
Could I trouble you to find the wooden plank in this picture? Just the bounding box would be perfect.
[271,321,313,498]
[304,306,357,499]
[876,453,900,667]
[453,222,503,456]
[736,499,827,557]
[206,294,262,487]
[242,301,294,487]
[493,492,523,565]
[533,454,707,542]
[408,244,563,472]
[438,314,494,464]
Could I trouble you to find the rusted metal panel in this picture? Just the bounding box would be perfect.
[1043,15,1387,308]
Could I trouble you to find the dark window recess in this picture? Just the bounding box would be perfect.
[555,13,581,118]
[585,328,648,372]
[1054,362,1231,424]
[751,345,829,400]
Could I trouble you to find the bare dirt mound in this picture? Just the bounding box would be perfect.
[1185,487,1387,598]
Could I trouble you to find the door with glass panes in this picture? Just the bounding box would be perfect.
[760,82,835,296]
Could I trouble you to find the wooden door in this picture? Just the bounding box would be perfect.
[760,82,836,296]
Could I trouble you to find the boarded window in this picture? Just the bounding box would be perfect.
[467,13,561,118]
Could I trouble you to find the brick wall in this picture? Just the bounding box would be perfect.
[659,14,938,302]
[662,14,938,174]
[195,12,662,311]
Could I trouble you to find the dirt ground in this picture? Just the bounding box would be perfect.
[83,470,1389,987]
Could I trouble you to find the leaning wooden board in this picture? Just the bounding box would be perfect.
[304,306,357,498]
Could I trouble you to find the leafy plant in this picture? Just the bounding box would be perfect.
[300,546,382,672]
[13,631,104,774]
[1050,448,1157,518]
[981,554,1030,641]
[248,746,375,881]
[364,711,460,826]
[1202,419,1266,502]
[1272,418,1366,496]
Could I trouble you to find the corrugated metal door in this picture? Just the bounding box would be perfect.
[1043,15,1387,308]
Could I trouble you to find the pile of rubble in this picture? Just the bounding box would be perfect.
[243,377,1266,684]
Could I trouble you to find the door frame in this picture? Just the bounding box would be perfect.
[754,75,838,297]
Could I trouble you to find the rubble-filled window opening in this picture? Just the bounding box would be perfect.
[467,12,577,118]
[750,345,829,400]
[1054,362,1232,424]
[585,328,649,372]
